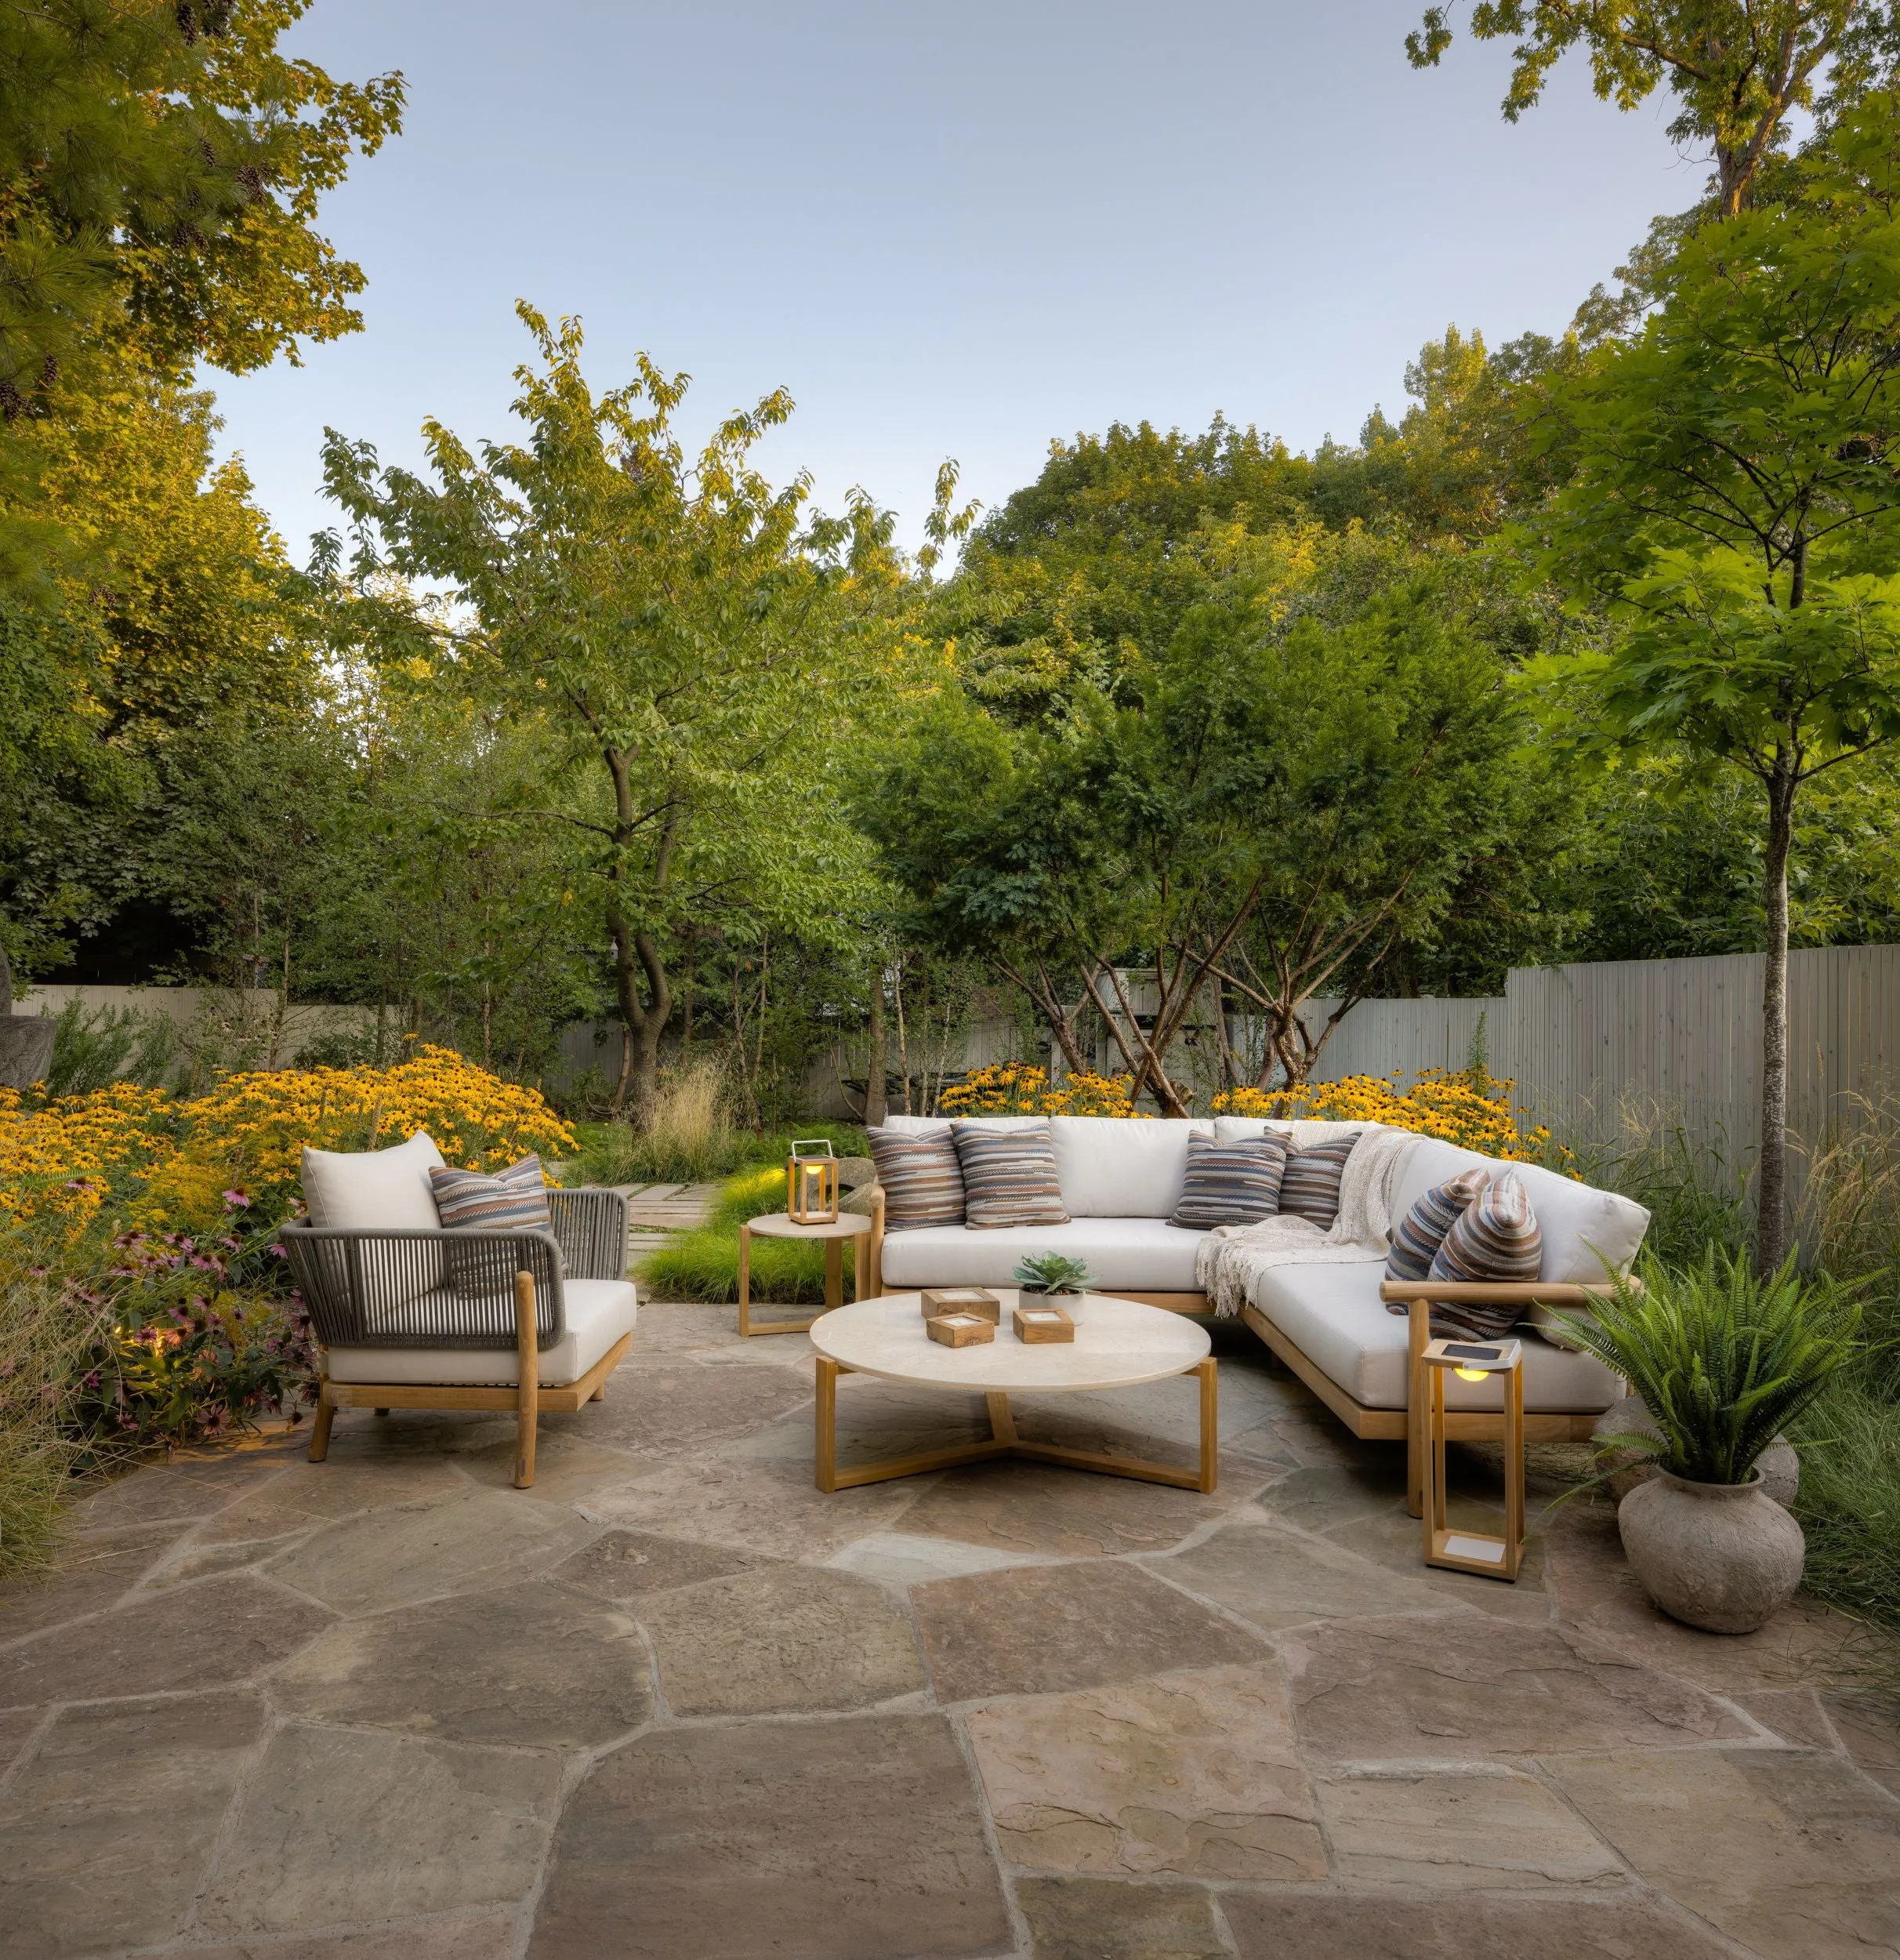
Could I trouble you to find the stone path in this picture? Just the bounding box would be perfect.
[615,1181,721,1262]
[3,1306,1898,1960]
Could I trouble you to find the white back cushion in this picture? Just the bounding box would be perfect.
[301,1131,445,1231]
[879,1113,1046,1136]
[1213,1116,1363,1149]
[1049,1116,1211,1217]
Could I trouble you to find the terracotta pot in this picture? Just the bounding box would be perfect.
[1593,1397,1799,1507]
[1617,1467,1804,1635]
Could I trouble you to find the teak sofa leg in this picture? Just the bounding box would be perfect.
[513,1269,539,1490]
[309,1383,335,1463]
[1406,1300,1430,1518]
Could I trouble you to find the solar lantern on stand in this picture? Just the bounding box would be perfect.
[1420,1335,1526,1581]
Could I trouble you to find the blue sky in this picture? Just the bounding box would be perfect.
[208,0,1698,561]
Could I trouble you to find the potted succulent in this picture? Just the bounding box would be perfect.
[1556,1247,1858,1634]
[1013,1251,1097,1314]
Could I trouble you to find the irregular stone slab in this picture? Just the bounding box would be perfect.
[1013,1876,1227,1960]
[0,1704,44,1773]
[575,1362,812,1457]
[1251,1461,1411,1535]
[0,1570,332,1711]
[453,1432,654,1503]
[639,1564,924,1716]
[1827,1694,1900,1800]
[0,1691,264,1960]
[1285,1613,1750,1759]
[586,1454,919,1557]
[966,1661,1323,1879]
[823,1530,1050,1587]
[274,1579,651,1746]
[203,1724,564,1935]
[1150,1512,1445,1632]
[1223,1893,1735,1958]
[70,1454,271,1530]
[1544,1500,1850,1692]
[551,1528,772,1600]
[1316,1766,1622,1889]
[1735,1686,1843,1751]
[897,1457,1251,1559]
[187,1920,516,1960]
[628,1301,796,1360]
[1326,1504,1552,1624]
[1550,1745,1900,1960]
[190,1456,470,1544]
[267,1489,596,1616]
[0,1523,180,1642]
[912,1560,1264,1704]
[148,1534,314,1589]
[529,1711,1010,1959]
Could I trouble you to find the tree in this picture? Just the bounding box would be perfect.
[321,306,906,1123]
[1536,94,1900,1269]
[1406,2,1892,215]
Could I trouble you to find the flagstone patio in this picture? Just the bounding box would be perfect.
[3,1305,1898,1960]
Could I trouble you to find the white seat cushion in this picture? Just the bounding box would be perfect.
[1248,1261,1620,1413]
[1048,1116,1211,1218]
[324,1279,639,1388]
[879,1218,1208,1291]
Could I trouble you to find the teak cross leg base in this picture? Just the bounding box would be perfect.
[306,1269,631,1490]
[813,1353,1218,1494]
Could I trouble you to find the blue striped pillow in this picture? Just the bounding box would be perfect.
[951,1122,1069,1229]
[1170,1134,1287,1229]
[1427,1170,1542,1339]
[1384,1167,1488,1290]
[430,1154,552,1233]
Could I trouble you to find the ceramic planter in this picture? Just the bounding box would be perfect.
[1617,1467,1805,1635]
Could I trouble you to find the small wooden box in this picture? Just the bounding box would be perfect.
[926,1312,995,1347]
[1013,1303,1075,1343]
[920,1287,1000,1323]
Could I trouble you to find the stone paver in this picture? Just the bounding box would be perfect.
[912,1559,1265,1703]
[272,1579,651,1745]
[0,1570,332,1711]
[1221,1893,1737,1958]
[638,1563,925,1715]
[1550,1744,1900,1960]
[530,1712,1010,1959]
[966,1662,1323,1879]
[1013,1876,1228,1960]
[2,1296,1895,1960]
[203,1724,564,1936]
[0,1691,265,1960]
[1284,1612,1751,1759]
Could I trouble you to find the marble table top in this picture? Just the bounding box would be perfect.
[744,1210,872,1240]
[809,1291,1210,1393]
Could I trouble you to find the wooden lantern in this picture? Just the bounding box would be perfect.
[1420,1335,1525,1581]
[786,1138,839,1224]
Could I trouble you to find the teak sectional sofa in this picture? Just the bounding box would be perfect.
[863,1112,1649,1511]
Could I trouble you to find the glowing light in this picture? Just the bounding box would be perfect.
[1454,1366,1492,1382]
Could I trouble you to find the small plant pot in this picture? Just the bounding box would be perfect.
[1021,1289,1087,1318]
[1617,1467,1805,1635]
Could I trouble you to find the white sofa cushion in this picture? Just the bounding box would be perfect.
[879,1113,1047,1135]
[1213,1116,1365,1149]
[1248,1261,1621,1413]
[1390,1137,1649,1287]
[879,1218,1208,1292]
[324,1277,638,1387]
[302,1130,444,1230]
[1049,1116,1211,1217]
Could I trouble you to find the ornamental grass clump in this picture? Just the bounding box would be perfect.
[1557,1247,1861,1488]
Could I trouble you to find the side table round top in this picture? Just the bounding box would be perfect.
[810,1291,1209,1393]
[745,1210,872,1242]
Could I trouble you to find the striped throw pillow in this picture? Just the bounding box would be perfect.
[1384,1167,1489,1291]
[1427,1169,1542,1339]
[952,1121,1069,1229]
[430,1154,553,1232]
[1278,1132,1359,1229]
[868,1127,965,1231]
[1170,1133,1288,1229]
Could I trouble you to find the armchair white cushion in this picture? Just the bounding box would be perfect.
[324,1277,640,1388]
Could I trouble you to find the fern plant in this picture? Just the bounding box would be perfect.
[1556,1246,1860,1486]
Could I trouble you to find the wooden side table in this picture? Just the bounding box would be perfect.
[738,1211,873,1337]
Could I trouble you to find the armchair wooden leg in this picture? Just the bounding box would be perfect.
[309,1381,335,1463]
[514,1269,539,1490]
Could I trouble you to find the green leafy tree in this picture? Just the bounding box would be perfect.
[321,306,908,1123]
[1406,1,1892,216]
[1536,95,1900,1268]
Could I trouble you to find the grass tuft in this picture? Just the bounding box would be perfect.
[636,1164,867,1305]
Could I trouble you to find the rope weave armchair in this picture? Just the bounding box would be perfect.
[281,1186,635,1489]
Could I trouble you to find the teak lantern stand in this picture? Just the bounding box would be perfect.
[1420,1335,1526,1582]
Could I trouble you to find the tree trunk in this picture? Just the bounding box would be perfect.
[864,959,888,1128]
[602,750,675,1128]
[1757,753,1797,1275]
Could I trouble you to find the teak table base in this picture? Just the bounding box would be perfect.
[813,1355,1218,1494]
[739,1217,872,1338]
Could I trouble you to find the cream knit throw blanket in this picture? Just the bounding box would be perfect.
[1195,1123,1414,1319]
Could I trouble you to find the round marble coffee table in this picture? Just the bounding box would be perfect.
[807,1291,1217,1495]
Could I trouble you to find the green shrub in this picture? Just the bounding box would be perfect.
[569,1115,866,1192]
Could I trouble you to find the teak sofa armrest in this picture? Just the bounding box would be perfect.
[1379,1279,1627,1305]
